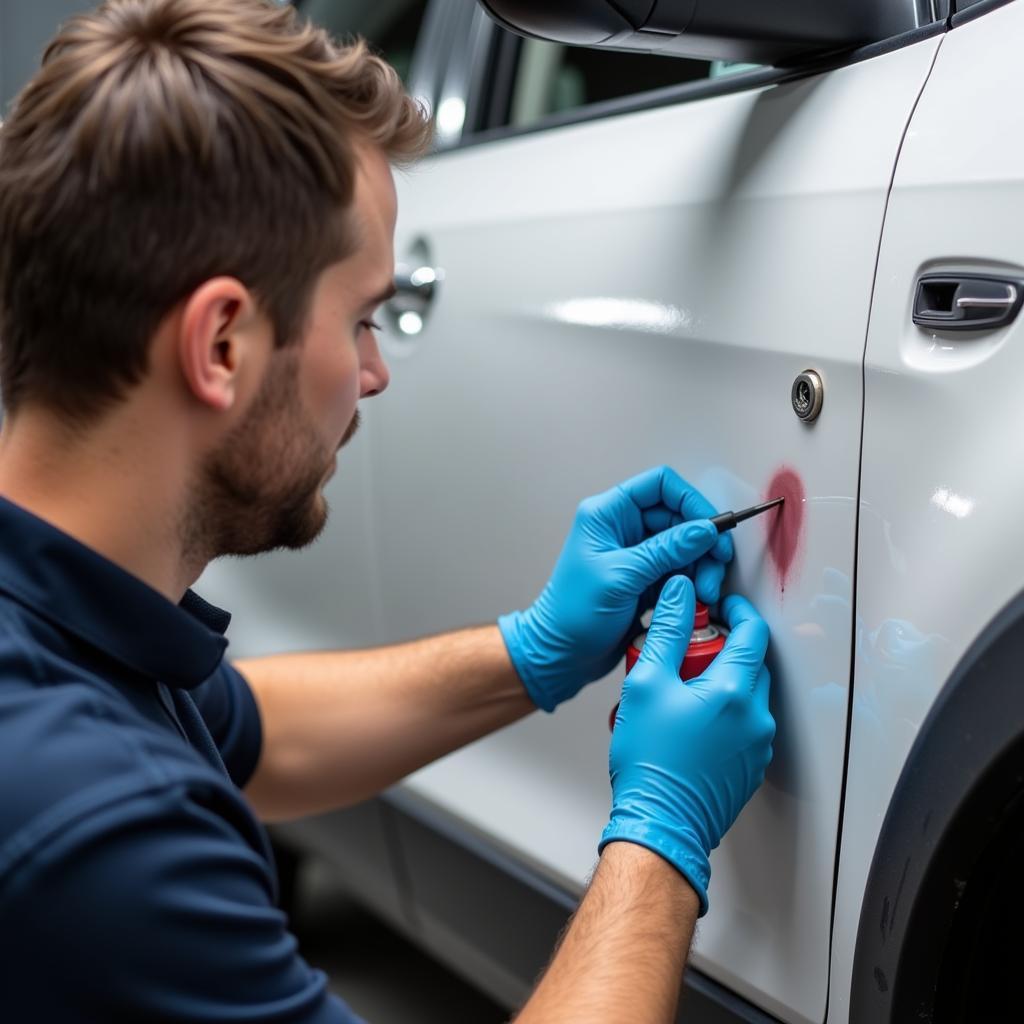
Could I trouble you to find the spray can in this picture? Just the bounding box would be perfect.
[609,601,727,731]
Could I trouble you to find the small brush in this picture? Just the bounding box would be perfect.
[709,497,784,533]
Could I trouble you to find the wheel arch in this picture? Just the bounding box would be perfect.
[850,587,1024,1021]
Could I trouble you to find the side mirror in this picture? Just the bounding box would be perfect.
[479,0,920,66]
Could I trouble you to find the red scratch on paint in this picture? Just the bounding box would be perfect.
[765,466,805,593]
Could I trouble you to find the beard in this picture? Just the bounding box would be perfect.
[185,350,359,562]
[338,405,361,449]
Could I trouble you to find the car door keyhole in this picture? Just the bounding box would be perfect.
[792,370,824,422]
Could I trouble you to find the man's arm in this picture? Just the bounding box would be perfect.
[516,843,699,1024]
[239,465,730,822]
[513,578,774,1020]
[237,625,534,821]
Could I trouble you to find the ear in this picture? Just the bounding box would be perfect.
[177,277,266,412]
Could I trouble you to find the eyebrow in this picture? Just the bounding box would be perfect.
[363,282,398,309]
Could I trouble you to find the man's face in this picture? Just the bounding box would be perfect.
[194,145,397,558]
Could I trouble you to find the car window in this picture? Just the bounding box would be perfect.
[299,0,429,84]
[506,38,759,129]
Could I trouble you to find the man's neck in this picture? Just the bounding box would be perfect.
[0,407,202,602]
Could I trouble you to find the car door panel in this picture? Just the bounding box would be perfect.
[376,37,941,1024]
[830,3,1024,1018]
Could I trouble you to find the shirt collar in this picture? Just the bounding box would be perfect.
[0,496,230,689]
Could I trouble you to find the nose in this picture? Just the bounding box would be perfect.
[358,328,390,398]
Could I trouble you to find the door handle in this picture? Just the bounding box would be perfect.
[393,263,440,309]
[387,241,444,337]
[913,273,1024,331]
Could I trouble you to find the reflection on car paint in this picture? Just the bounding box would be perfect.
[930,487,974,520]
[542,297,693,334]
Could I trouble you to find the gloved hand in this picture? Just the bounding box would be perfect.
[498,466,733,712]
[599,576,774,915]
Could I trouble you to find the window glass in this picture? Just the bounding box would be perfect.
[298,0,428,84]
[507,39,759,129]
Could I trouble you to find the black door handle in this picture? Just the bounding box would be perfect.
[913,273,1024,331]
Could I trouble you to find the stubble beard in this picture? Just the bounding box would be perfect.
[185,350,355,563]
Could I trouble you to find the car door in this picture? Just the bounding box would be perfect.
[829,2,1024,1019]
[371,14,944,1024]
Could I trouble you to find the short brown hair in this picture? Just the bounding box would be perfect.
[0,0,431,422]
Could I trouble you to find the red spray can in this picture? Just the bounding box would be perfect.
[609,601,727,731]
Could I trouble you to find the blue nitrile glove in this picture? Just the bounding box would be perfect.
[498,466,734,712]
[599,577,774,915]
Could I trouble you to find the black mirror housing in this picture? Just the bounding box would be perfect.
[480,0,920,66]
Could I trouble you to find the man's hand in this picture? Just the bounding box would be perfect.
[498,466,733,711]
[601,576,775,914]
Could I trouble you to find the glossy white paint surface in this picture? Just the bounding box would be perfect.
[371,40,939,1024]
[829,6,1024,1019]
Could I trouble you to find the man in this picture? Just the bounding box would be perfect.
[0,1,775,1021]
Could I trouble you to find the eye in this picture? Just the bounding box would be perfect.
[359,319,383,333]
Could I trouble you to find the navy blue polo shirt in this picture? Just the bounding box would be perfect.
[0,496,364,1022]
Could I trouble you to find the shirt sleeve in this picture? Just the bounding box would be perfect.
[0,782,367,1024]
[191,661,263,787]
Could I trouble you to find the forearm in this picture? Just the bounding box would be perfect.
[516,842,699,1024]
[236,625,535,821]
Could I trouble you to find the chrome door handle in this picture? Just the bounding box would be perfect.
[393,264,440,311]
[387,241,444,337]
[913,273,1024,332]
[956,285,1017,309]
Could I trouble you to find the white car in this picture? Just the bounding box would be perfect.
[199,1,1024,1021]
